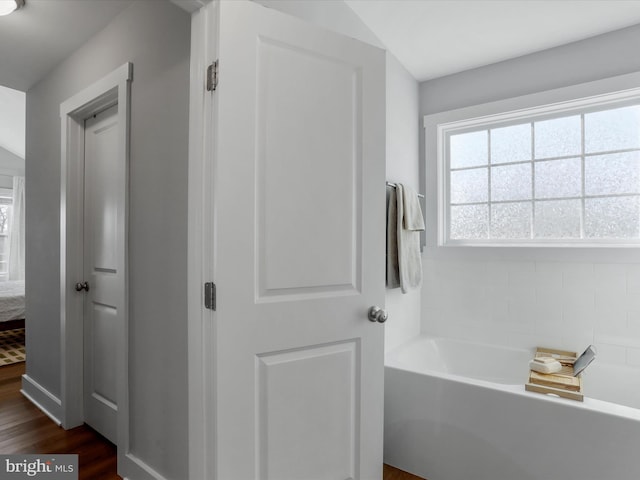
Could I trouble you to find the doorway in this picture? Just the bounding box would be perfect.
[60,63,131,460]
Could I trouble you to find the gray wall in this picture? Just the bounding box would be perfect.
[418,23,640,361]
[419,23,640,216]
[384,53,421,352]
[420,23,640,115]
[25,1,190,478]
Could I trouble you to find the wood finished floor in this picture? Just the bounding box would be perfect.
[1,362,424,480]
[0,362,120,480]
[383,464,426,480]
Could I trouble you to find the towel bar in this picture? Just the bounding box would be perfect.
[386,182,425,199]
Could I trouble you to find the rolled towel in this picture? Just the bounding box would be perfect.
[529,357,562,374]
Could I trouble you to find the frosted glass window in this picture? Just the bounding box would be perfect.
[450,131,487,168]
[585,152,640,196]
[450,168,488,204]
[490,124,531,164]
[443,96,640,244]
[535,158,582,199]
[585,106,640,154]
[533,200,581,239]
[585,197,640,239]
[491,163,531,201]
[491,202,531,239]
[450,205,488,239]
[534,116,581,159]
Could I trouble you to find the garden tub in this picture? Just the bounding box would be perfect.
[384,336,640,480]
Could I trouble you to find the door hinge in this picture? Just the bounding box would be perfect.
[204,282,216,310]
[206,60,218,92]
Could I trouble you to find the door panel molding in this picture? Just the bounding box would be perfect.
[256,340,360,480]
[60,62,135,476]
[254,37,363,302]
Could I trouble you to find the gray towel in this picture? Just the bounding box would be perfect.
[386,187,400,288]
[396,183,424,293]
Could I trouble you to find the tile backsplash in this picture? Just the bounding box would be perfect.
[422,257,640,367]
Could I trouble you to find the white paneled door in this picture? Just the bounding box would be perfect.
[82,104,120,444]
[211,2,386,479]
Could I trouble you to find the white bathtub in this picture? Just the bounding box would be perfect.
[384,336,640,480]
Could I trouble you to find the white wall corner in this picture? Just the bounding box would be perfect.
[253,0,385,49]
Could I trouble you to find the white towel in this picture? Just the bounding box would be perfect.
[396,183,425,293]
[402,184,425,231]
[386,187,400,288]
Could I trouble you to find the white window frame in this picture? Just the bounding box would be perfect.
[434,84,640,248]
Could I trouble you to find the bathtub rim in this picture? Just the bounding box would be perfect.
[385,335,640,423]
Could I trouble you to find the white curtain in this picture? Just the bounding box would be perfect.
[8,176,25,280]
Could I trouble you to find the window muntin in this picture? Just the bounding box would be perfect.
[445,102,640,245]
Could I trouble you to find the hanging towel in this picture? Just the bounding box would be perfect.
[386,186,400,288]
[396,183,425,293]
[403,184,426,231]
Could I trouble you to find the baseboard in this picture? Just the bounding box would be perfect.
[20,375,174,480]
[119,453,171,480]
[21,374,63,426]
[169,0,210,14]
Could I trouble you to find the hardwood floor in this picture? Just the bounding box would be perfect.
[1,362,424,480]
[384,464,426,480]
[0,362,120,480]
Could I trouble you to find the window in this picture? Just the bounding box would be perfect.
[441,92,640,246]
[0,188,12,278]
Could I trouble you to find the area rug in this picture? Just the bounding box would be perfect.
[0,328,25,366]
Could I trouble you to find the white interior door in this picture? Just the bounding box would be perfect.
[212,2,386,479]
[82,104,120,444]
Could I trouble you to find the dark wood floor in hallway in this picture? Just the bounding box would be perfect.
[1,362,424,480]
[0,362,120,480]
[383,464,425,480]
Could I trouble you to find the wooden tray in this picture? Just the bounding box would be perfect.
[524,347,584,402]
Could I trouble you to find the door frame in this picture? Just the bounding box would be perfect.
[186,2,216,478]
[59,62,131,454]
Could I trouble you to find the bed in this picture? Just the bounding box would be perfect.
[0,280,25,331]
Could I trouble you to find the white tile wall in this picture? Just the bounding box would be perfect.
[386,287,421,352]
[422,257,640,368]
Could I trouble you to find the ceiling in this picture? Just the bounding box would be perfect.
[346,0,640,81]
[0,0,132,160]
[3,0,640,157]
[6,1,640,90]
[0,0,132,92]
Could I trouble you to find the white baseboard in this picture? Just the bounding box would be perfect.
[169,0,210,14]
[119,453,170,480]
[20,375,170,480]
[21,374,63,426]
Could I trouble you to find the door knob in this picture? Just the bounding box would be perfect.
[75,282,90,292]
[368,306,388,323]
